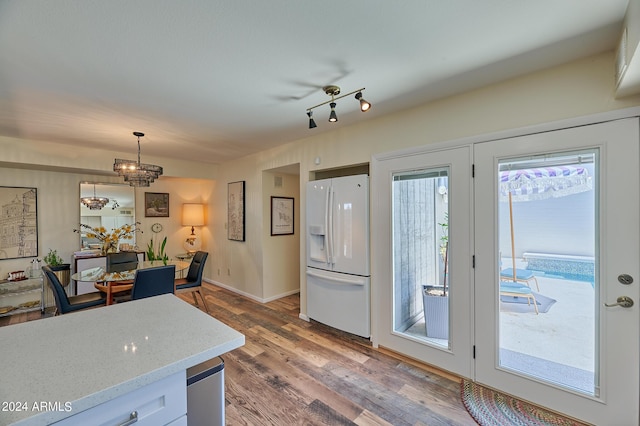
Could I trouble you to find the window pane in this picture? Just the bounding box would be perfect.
[392,168,449,347]
[498,150,598,395]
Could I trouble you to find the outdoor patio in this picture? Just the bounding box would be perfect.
[403,261,595,393]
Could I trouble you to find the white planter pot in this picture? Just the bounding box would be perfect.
[422,286,449,339]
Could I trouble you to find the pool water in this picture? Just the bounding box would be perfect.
[528,269,595,286]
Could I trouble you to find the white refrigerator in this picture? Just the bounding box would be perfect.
[306,174,370,338]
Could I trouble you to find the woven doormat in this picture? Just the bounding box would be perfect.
[461,379,588,426]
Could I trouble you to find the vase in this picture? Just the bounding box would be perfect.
[102,241,118,255]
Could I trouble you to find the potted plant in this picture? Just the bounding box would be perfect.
[422,213,449,339]
[146,237,169,264]
[43,248,71,287]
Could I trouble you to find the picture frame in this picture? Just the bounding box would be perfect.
[144,192,170,217]
[271,196,294,236]
[0,186,38,260]
[228,181,245,241]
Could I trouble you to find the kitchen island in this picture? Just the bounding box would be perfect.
[0,294,244,425]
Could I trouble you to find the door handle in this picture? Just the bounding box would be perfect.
[603,296,634,308]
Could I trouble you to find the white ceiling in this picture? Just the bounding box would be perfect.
[0,0,631,165]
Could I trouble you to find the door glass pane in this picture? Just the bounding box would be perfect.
[392,168,449,347]
[498,150,598,395]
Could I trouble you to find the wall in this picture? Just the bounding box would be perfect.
[0,166,214,293]
[262,170,300,301]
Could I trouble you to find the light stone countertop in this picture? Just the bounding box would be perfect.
[0,294,245,425]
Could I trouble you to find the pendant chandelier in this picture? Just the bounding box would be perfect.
[113,132,163,187]
[81,184,109,210]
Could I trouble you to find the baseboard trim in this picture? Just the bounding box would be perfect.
[203,278,300,304]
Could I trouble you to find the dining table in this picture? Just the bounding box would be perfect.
[71,259,191,305]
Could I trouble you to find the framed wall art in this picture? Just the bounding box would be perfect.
[228,181,245,241]
[145,192,170,217]
[0,186,38,260]
[271,196,294,236]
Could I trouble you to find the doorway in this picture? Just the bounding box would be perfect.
[372,117,639,425]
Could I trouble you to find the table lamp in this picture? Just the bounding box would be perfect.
[182,203,205,253]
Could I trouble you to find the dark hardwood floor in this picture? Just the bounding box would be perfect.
[1,284,477,425]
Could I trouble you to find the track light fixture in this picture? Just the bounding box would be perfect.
[305,86,371,128]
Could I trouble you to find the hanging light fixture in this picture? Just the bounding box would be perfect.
[305,86,371,128]
[81,184,109,210]
[113,132,163,187]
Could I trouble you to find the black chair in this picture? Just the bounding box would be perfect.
[43,266,106,315]
[131,265,176,300]
[175,251,209,312]
[106,252,139,273]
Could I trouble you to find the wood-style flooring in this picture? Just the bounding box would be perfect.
[1,284,477,425]
[195,284,477,425]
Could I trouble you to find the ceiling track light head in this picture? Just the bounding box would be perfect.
[307,110,317,129]
[355,91,371,112]
[329,102,338,122]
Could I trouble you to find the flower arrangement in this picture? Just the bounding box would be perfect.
[74,222,142,254]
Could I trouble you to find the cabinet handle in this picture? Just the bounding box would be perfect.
[117,411,138,426]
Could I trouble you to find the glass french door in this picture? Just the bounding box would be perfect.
[474,118,639,425]
[372,146,473,378]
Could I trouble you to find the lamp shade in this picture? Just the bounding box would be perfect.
[182,204,205,227]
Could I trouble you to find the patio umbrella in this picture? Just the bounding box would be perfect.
[499,165,593,281]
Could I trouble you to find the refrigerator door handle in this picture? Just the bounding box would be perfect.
[306,268,366,286]
[327,187,334,265]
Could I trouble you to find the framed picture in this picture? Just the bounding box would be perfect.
[145,192,170,217]
[0,187,38,260]
[271,196,294,236]
[228,181,245,241]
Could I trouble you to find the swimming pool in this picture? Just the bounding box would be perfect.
[522,252,595,284]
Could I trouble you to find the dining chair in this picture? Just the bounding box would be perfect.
[95,251,139,304]
[175,251,209,313]
[43,266,106,315]
[131,265,176,300]
[106,252,139,273]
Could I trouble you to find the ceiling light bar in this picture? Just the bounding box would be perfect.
[305,86,371,128]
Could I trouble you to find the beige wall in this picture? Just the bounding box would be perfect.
[0,167,214,289]
[2,51,640,308]
[262,170,300,301]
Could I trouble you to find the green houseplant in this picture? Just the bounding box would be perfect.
[43,248,71,287]
[146,237,169,264]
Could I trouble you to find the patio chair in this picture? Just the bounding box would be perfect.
[500,268,539,291]
[500,281,538,314]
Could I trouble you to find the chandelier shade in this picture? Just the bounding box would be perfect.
[80,184,109,210]
[113,132,163,187]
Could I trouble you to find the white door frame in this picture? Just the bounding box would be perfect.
[370,107,640,424]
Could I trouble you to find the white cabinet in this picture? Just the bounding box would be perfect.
[73,253,145,295]
[53,371,187,425]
